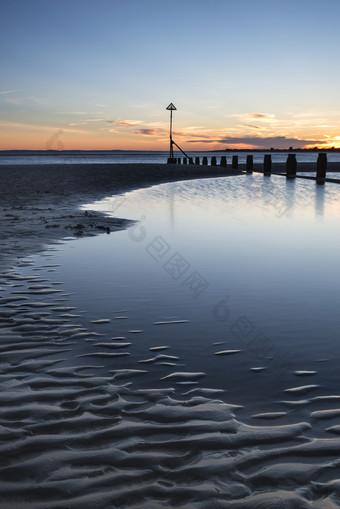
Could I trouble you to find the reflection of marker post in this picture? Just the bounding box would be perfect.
[166,103,177,163]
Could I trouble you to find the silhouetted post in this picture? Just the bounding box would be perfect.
[220,156,227,168]
[286,154,297,178]
[166,102,177,163]
[263,154,272,176]
[316,153,327,185]
[202,157,208,165]
[246,155,253,173]
[232,155,238,169]
[211,156,217,166]
[195,156,200,165]
[183,157,187,164]
[189,157,193,164]
[177,158,181,164]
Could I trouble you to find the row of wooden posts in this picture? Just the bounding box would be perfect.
[167,153,328,184]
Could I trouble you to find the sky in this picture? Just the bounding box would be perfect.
[1,0,340,151]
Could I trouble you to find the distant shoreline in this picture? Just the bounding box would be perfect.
[1,148,340,156]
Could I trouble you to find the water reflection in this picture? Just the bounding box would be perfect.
[71,175,340,409]
[315,184,325,219]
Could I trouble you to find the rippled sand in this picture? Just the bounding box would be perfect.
[1,263,340,508]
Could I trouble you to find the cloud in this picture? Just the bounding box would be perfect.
[187,136,324,149]
[240,124,262,130]
[249,113,274,119]
[83,117,106,122]
[0,120,88,135]
[113,120,142,126]
[4,95,50,105]
[0,89,27,95]
[135,128,167,136]
[231,113,277,124]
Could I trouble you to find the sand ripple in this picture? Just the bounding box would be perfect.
[1,268,340,507]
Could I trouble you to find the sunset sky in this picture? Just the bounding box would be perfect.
[1,0,340,151]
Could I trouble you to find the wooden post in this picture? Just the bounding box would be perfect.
[211,156,217,166]
[177,158,181,164]
[189,157,194,164]
[263,154,272,176]
[183,157,187,165]
[316,153,327,185]
[202,157,208,165]
[195,156,200,165]
[232,155,238,169]
[246,155,253,173]
[286,154,297,178]
[220,156,227,168]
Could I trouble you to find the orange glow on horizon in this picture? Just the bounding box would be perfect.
[2,123,340,152]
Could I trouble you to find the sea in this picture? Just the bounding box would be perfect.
[1,149,340,165]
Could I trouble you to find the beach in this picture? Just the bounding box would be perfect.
[1,162,340,508]
[1,161,339,271]
[0,163,242,272]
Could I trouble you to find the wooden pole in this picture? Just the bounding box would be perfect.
[246,155,253,173]
[316,153,327,185]
[220,156,227,168]
[263,154,272,176]
[232,155,238,169]
[286,154,297,178]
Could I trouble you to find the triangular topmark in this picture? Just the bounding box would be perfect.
[166,103,177,110]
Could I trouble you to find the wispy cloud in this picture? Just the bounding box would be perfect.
[135,128,167,136]
[113,120,142,126]
[187,135,324,149]
[231,112,277,123]
[240,124,262,130]
[249,113,274,119]
[0,89,28,95]
[83,117,106,122]
[4,95,50,105]
[0,120,88,134]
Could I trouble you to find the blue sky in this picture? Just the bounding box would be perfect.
[1,0,340,150]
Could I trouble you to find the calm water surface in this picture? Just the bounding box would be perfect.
[15,174,340,418]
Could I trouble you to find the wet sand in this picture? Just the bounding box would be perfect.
[2,162,340,507]
[2,262,340,508]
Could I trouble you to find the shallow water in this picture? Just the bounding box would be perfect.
[1,173,340,507]
[79,173,340,407]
